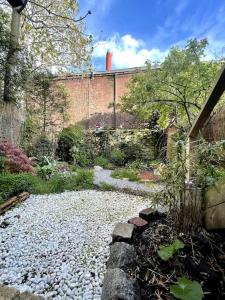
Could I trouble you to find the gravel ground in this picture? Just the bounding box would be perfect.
[94,169,162,193]
[0,190,152,300]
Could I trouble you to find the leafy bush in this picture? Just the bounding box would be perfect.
[94,156,109,168]
[57,125,84,162]
[126,160,149,170]
[110,148,125,166]
[33,135,54,158]
[0,170,94,203]
[71,145,91,167]
[111,169,139,182]
[0,173,37,203]
[0,142,34,174]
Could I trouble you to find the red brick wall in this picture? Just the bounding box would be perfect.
[57,70,143,128]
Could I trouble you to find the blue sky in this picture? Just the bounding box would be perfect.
[80,0,225,70]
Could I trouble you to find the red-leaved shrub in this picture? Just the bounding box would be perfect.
[0,142,34,174]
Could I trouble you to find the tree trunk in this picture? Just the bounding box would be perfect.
[3,9,21,103]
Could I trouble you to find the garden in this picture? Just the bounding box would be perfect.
[1,0,225,299]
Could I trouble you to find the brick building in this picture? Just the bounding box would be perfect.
[57,51,146,129]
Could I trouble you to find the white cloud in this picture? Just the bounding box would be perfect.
[93,34,168,69]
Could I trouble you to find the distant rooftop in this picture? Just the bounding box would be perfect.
[56,66,148,80]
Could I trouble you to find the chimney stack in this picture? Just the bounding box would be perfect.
[106,50,112,71]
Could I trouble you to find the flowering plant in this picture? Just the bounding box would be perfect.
[0,142,34,174]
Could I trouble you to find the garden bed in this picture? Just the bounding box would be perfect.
[130,216,225,299]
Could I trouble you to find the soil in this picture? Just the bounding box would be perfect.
[138,171,160,182]
[130,216,225,300]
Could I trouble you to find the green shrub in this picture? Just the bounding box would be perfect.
[57,125,84,162]
[34,135,54,158]
[111,169,139,182]
[126,160,149,170]
[0,173,38,203]
[0,170,94,204]
[100,182,116,191]
[110,149,125,166]
[94,156,109,168]
[71,145,92,167]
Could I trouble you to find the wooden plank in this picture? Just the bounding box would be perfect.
[188,64,225,138]
[0,192,29,215]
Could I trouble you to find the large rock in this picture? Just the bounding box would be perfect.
[107,242,136,269]
[205,179,225,229]
[139,208,164,222]
[101,268,141,300]
[0,284,43,300]
[112,223,134,242]
[0,284,18,299]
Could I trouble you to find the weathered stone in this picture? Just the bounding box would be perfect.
[205,179,225,230]
[112,223,134,242]
[94,166,103,171]
[0,284,19,299]
[139,208,164,222]
[107,242,136,269]
[0,284,43,300]
[0,220,11,228]
[101,268,141,300]
[128,217,148,230]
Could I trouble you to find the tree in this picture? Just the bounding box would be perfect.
[0,0,92,102]
[24,72,69,138]
[0,8,10,97]
[122,39,222,129]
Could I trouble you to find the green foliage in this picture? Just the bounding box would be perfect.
[94,156,109,168]
[111,169,139,182]
[0,156,5,173]
[154,140,187,208]
[71,145,92,167]
[37,164,55,179]
[19,0,92,71]
[25,73,69,136]
[0,173,37,203]
[0,8,10,97]
[32,135,54,158]
[110,148,126,166]
[57,125,85,162]
[0,170,94,203]
[193,139,225,188]
[122,39,221,129]
[126,160,150,170]
[158,239,185,261]
[170,277,203,300]
[99,182,116,191]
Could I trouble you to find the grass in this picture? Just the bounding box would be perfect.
[99,182,117,191]
[111,169,140,182]
[0,169,94,204]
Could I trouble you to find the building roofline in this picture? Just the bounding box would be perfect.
[55,66,150,80]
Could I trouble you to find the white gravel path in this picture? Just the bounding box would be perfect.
[0,190,152,300]
[94,169,162,193]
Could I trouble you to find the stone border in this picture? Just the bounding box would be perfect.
[101,207,165,299]
[0,284,43,300]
